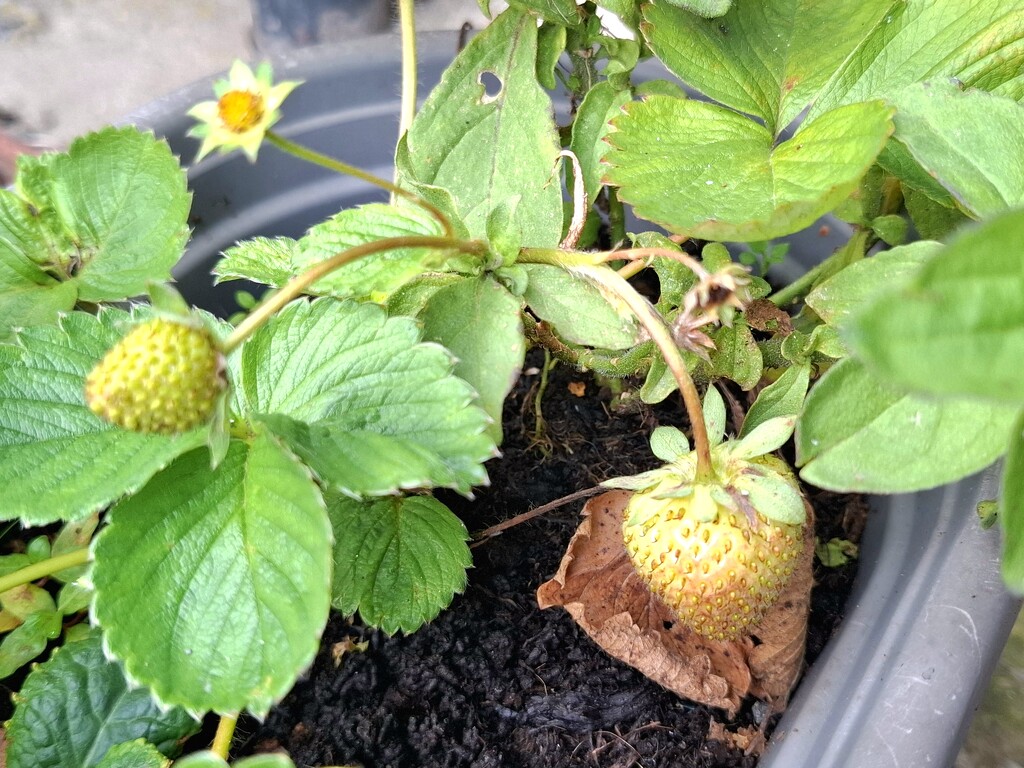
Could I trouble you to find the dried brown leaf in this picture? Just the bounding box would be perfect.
[745,299,793,336]
[537,490,814,716]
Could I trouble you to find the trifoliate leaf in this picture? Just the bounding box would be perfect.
[605,96,894,241]
[328,494,472,635]
[0,310,205,525]
[400,8,563,247]
[796,358,1016,493]
[92,434,332,716]
[6,633,198,768]
[237,298,495,495]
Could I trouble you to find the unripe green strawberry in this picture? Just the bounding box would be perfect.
[85,318,225,435]
[623,470,803,642]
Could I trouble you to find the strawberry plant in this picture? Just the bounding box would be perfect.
[1,0,1023,765]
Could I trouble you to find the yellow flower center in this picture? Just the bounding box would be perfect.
[217,90,265,133]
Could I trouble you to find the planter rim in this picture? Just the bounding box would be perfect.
[126,33,1023,768]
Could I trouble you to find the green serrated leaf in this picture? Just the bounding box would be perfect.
[328,494,471,635]
[0,310,205,525]
[809,0,1024,121]
[703,385,726,445]
[1000,409,1024,592]
[805,241,940,325]
[94,740,169,768]
[214,237,298,290]
[400,8,563,247]
[741,363,810,437]
[92,434,332,716]
[796,357,1016,493]
[297,203,450,299]
[418,276,525,443]
[641,0,891,133]
[237,299,494,494]
[887,82,1024,218]
[650,426,690,462]
[848,209,1024,404]
[6,633,198,768]
[521,263,639,349]
[46,128,190,302]
[570,81,631,204]
[605,97,894,241]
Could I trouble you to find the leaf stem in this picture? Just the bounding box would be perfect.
[212,712,239,760]
[264,131,452,238]
[398,0,417,144]
[769,228,870,307]
[570,263,714,480]
[0,548,90,594]
[222,235,485,354]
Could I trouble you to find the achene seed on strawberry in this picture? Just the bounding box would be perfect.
[85,318,226,435]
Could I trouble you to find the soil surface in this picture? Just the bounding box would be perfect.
[239,353,866,768]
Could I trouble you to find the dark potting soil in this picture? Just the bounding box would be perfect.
[238,354,867,768]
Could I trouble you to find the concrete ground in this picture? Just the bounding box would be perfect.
[0,1,1021,765]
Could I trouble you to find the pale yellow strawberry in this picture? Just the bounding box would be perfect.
[623,475,803,641]
[85,318,225,435]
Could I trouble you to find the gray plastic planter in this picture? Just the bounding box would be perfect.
[129,33,1021,767]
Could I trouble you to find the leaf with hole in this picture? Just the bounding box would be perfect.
[399,8,563,247]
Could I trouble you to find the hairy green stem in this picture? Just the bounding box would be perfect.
[521,246,709,281]
[264,131,452,238]
[212,712,238,760]
[0,549,90,594]
[769,229,870,307]
[398,0,418,143]
[223,236,485,353]
[524,315,655,376]
[571,263,714,480]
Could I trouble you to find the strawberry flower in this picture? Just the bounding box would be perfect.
[187,60,301,162]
